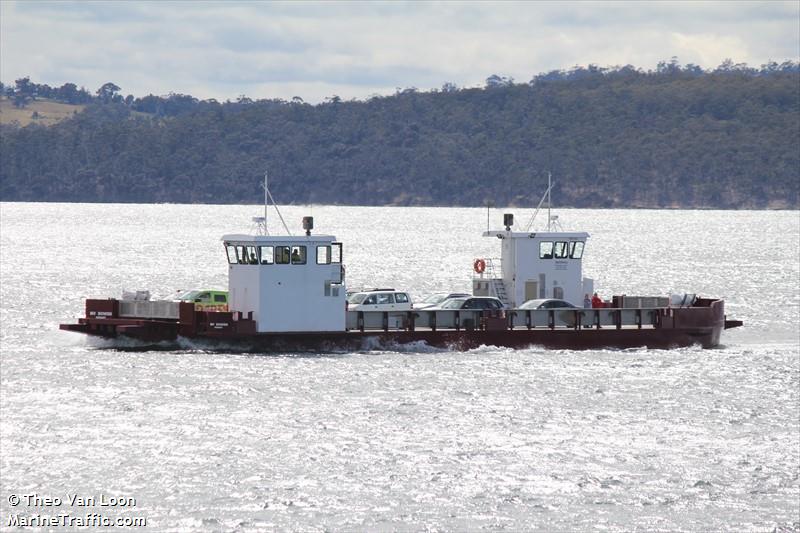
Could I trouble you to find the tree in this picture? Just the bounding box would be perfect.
[1,66,797,209]
[96,82,121,103]
[485,75,513,88]
[12,92,30,108]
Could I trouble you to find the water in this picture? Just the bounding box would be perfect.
[1,203,798,532]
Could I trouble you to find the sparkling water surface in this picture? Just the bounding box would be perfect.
[1,203,798,532]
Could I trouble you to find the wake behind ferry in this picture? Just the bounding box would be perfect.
[60,176,742,351]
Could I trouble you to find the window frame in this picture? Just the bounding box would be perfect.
[291,245,307,265]
[225,245,238,264]
[539,241,554,259]
[236,245,249,264]
[275,246,291,265]
[331,243,343,264]
[259,245,274,265]
[553,241,569,259]
[569,241,585,259]
[316,245,331,265]
[245,245,258,264]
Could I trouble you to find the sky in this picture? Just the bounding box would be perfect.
[1,1,798,103]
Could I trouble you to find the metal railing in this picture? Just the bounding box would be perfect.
[345,307,675,332]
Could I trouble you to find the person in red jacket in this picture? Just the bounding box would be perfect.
[591,292,604,308]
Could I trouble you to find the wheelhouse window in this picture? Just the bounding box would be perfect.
[276,246,290,264]
[226,245,238,264]
[291,246,307,264]
[316,245,330,264]
[539,241,554,259]
[245,245,258,264]
[554,241,568,259]
[569,241,585,259]
[331,243,342,264]
[236,245,248,264]
[259,246,274,265]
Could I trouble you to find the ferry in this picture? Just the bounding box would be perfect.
[60,176,742,351]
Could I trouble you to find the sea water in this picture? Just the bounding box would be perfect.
[1,203,798,531]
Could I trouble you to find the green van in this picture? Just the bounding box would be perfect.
[177,290,229,311]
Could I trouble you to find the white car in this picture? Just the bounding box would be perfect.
[347,290,412,312]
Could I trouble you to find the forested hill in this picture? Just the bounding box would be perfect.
[1,62,798,208]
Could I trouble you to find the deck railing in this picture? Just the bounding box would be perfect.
[344,307,680,332]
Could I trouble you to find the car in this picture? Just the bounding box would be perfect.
[432,296,505,311]
[347,290,412,312]
[518,298,577,310]
[415,292,471,310]
[176,289,229,311]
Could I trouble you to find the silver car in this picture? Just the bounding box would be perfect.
[518,298,577,310]
[415,292,470,310]
[432,297,505,311]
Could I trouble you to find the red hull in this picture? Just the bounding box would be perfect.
[60,298,736,351]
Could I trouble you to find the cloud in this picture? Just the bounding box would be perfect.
[1,1,798,103]
[670,33,750,67]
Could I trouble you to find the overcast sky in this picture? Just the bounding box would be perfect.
[1,1,798,103]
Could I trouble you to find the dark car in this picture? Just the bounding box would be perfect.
[517,298,584,327]
[437,297,505,310]
[415,292,471,310]
[518,298,577,310]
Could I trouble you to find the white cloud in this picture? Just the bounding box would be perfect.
[670,33,750,66]
[1,0,797,103]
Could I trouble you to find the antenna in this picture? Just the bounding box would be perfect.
[547,171,552,231]
[524,173,555,231]
[264,170,269,235]
[267,189,292,235]
[253,170,292,236]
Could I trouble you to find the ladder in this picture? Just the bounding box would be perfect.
[491,278,510,307]
[484,258,510,307]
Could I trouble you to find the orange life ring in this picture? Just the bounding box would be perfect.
[473,258,486,274]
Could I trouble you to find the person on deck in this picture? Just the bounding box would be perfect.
[591,292,604,308]
[583,294,591,308]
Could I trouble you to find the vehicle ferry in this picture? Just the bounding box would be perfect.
[60,178,742,351]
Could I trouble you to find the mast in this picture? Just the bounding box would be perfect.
[252,170,291,236]
[547,171,552,231]
[264,171,269,236]
[523,174,554,232]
